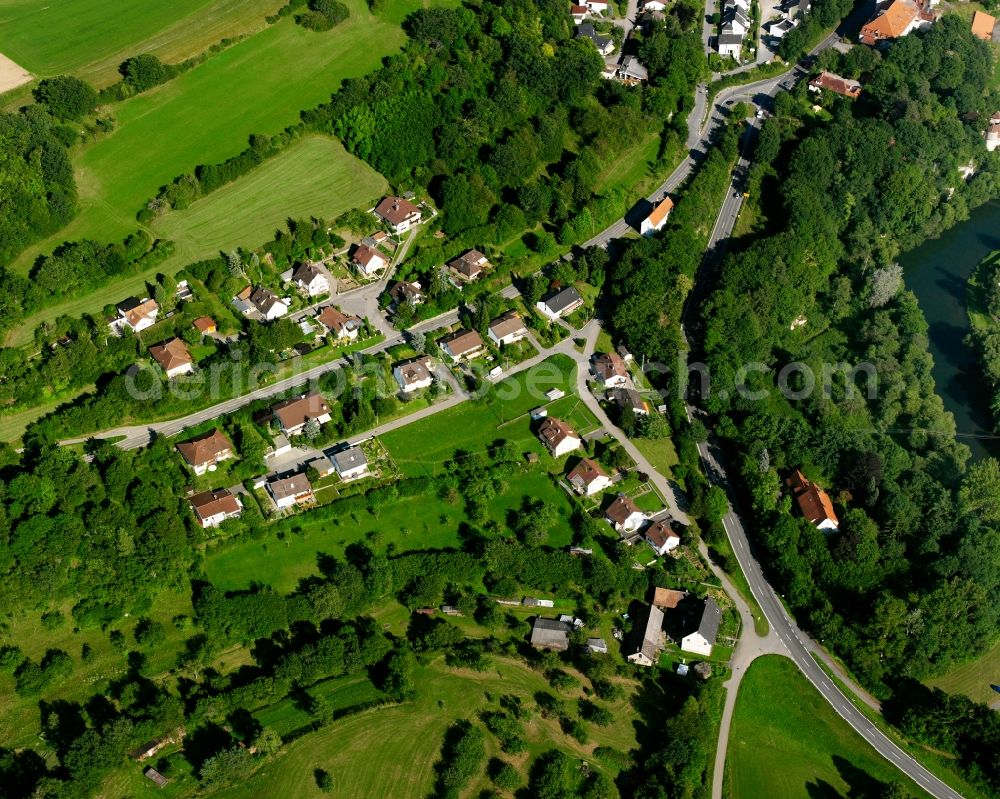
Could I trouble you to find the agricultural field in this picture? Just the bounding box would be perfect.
[0,0,283,88]
[153,136,387,268]
[207,656,640,799]
[8,0,438,343]
[727,656,930,799]
[926,639,1000,707]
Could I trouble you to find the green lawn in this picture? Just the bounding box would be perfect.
[153,135,386,269]
[208,655,639,799]
[0,0,283,85]
[727,656,930,799]
[205,467,578,593]
[926,638,1000,706]
[632,435,679,480]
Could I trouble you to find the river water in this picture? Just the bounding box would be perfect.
[900,199,1000,461]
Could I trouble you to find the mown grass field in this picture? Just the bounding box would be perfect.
[0,0,284,87]
[926,638,1000,706]
[727,656,930,799]
[208,656,639,799]
[153,135,387,267]
[8,0,438,343]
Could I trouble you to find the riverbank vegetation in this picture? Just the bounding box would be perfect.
[964,250,1000,430]
[685,15,1000,796]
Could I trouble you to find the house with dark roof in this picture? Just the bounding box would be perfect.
[786,469,839,531]
[374,196,422,233]
[242,287,288,320]
[190,488,243,528]
[680,597,721,656]
[352,243,388,276]
[389,280,423,307]
[446,249,491,284]
[149,338,194,379]
[575,23,615,55]
[646,520,681,556]
[718,31,744,58]
[608,387,649,416]
[290,262,329,297]
[271,392,332,436]
[530,617,571,651]
[605,494,648,535]
[537,417,582,457]
[625,604,665,666]
[567,457,612,496]
[176,429,233,475]
[536,286,584,320]
[592,351,628,388]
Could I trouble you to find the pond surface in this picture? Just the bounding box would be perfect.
[900,199,1000,461]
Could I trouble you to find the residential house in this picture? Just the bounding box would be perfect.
[972,10,996,41]
[646,520,681,556]
[605,494,648,535]
[439,329,484,361]
[389,280,423,307]
[290,263,329,297]
[271,392,332,436]
[352,243,388,276]
[615,55,648,84]
[680,597,721,656]
[718,32,744,58]
[586,637,608,654]
[192,316,216,336]
[394,356,434,392]
[189,488,243,529]
[859,0,933,47]
[232,286,255,316]
[316,306,363,341]
[488,310,528,346]
[767,17,797,39]
[374,196,422,233]
[586,0,609,12]
[247,287,288,320]
[268,473,314,509]
[536,286,584,320]
[785,469,839,531]
[725,6,751,35]
[175,279,193,302]
[575,23,615,55]
[808,71,862,99]
[567,457,613,496]
[652,587,686,609]
[592,351,629,388]
[640,195,674,236]
[537,417,583,457]
[608,386,649,416]
[643,0,668,10]
[625,604,665,666]
[529,617,571,651]
[176,429,233,475]
[446,249,491,284]
[570,4,589,23]
[113,297,159,334]
[331,446,369,481]
[149,338,194,378]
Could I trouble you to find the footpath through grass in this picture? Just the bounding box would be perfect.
[727,655,930,799]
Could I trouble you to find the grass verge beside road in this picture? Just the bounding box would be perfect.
[727,655,931,799]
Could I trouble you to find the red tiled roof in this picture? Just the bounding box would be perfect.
[176,429,231,467]
[786,470,839,527]
[375,196,420,225]
[149,338,192,373]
